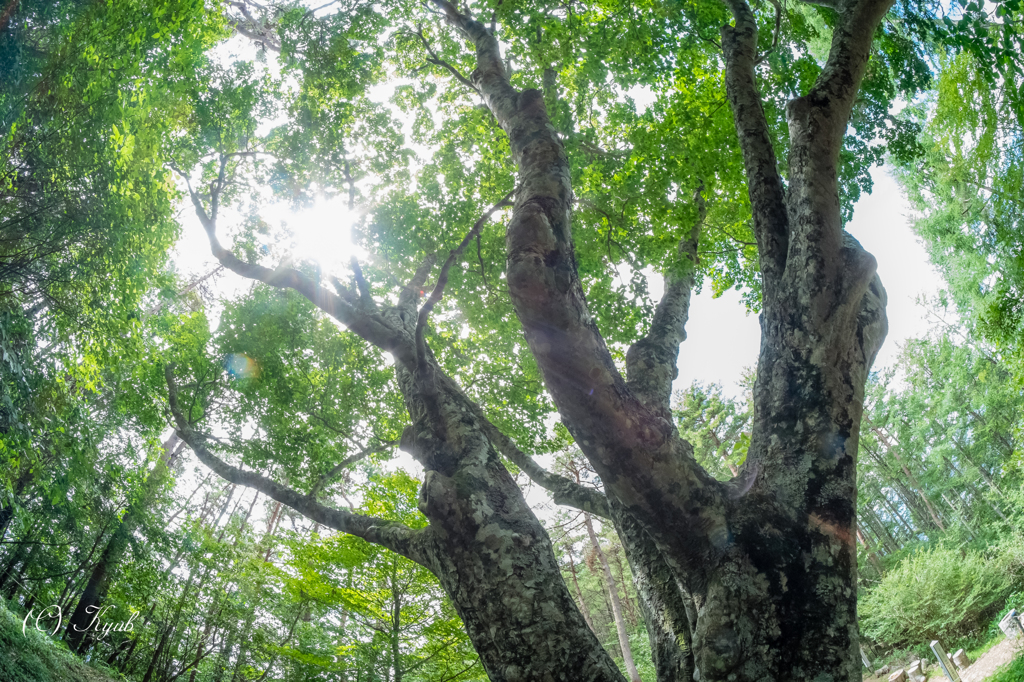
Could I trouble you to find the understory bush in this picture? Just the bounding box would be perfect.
[860,545,1015,648]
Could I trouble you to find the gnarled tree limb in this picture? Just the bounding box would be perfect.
[720,0,789,295]
[306,438,399,501]
[175,160,412,364]
[476,415,611,519]
[414,189,514,367]
[165,365,430,567]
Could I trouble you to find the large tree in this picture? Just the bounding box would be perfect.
[157,0,941,678]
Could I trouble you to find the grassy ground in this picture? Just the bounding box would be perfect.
[0,602,122,682]
[989,652,1024,682]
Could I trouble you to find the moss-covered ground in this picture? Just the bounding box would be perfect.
[0,602,122,682]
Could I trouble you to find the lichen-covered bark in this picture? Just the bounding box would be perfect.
[394,311,626,682]
[429,0,893,678]
[417,450,625,682]
[611,501,695,682]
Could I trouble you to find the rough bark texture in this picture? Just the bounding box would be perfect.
[181,0,895,677]
[430,0,891,679]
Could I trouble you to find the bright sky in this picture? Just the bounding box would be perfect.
[673,165,945,398]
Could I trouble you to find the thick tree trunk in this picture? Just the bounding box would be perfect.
[59,521,113,612]
[409,425,626,681]
[178,0,897,675]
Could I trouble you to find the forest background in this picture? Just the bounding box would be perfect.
[3,0,1024,679]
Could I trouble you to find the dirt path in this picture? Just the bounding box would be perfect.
[960,637,1022,682]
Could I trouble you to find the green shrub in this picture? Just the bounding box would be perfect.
[860,545,1014,648]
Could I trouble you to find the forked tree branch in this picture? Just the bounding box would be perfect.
[803,0,895,139]
[426,0,727,579]
[350,257,376,310]
[411,27,481,95]
[307,438,399,500]
[720,0,789,296]
[626,185,706,416]
[227,1,282,52]
[783,0,894,317]
[398,255,437,308]
[756,0,783,63]
[165,365,430,566]
[427,0,518,121]
[414,189,514,366]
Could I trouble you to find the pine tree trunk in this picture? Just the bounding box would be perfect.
[66,433,181,652]
[611,547,639,626]
[141,622,174,682]
[585,513,642,682]
[0,467,32,541]
[565,543,596,632]
[856,528,884,577]
[391,573,403,682]
[1,539,39,600]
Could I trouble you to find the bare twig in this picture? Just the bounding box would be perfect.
[756,0,783,64]
[307,438,400,500]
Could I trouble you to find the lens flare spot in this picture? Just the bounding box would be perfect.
[224,353,260,381]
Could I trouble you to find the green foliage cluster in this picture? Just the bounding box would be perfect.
[859,545,1021,647]
[674,381,752,479]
